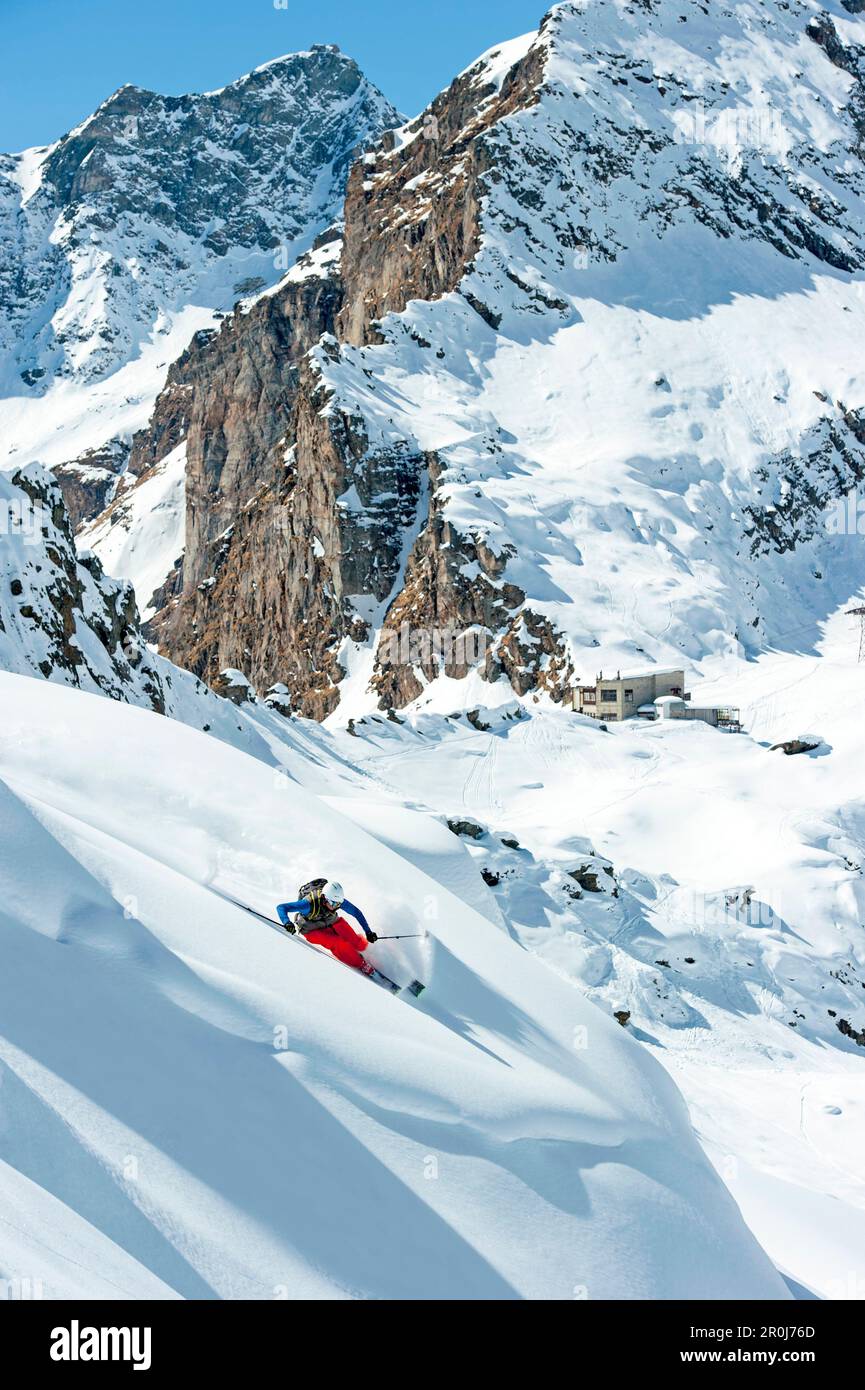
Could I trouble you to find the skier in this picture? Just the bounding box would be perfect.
[276,879,379,977]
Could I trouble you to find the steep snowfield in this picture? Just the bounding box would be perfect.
[0,673,787,1300]
[79,444,187,619]
[0,306,217,480]
[323,593,865,1300]
[326,251,865,687]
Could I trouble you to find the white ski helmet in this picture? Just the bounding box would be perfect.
[323,880,345,909]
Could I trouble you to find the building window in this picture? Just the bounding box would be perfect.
[671,687,682,696]
[624,690,634,701]
[582,691,596,704]
[601,690,618,703]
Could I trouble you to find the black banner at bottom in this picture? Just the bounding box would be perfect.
[3,1297,855,1376]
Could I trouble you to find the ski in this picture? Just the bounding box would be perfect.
[369,969,401,995]
[204,882,286,931]
[372,973,427,999]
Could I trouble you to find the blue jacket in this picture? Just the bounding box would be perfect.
[276,896,374,942]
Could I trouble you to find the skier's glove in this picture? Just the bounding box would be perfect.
[284,922,298,936]
[366,932,378,945]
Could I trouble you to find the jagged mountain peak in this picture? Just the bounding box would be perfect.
[79,43,369,121]
[0,46,399,400]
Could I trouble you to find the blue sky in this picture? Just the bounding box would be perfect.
[1,0,548,151]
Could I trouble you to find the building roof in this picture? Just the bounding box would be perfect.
[594,669,685,683]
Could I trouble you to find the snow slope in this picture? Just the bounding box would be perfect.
[324,592,865,1300]
[79,444,187,620]
[0,672,787,1300]
[0,307,217,482]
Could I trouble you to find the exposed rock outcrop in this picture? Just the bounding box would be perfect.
[743,409,865,556]
[0,465,165,709]
[131,243,425,717]
[53,439,129,529]
[837,1017,865,1047]
[336,40,546,346]
[447,818,486,841]
[212,669,256,706]
[771,738,823,757]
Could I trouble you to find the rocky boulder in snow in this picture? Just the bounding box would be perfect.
[447,817,487,841]
[771,735,825,756]
[212,669,257,707]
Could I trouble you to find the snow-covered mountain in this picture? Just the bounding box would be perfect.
[109,0,865,715]
[2,0,865,1303]
[0,47,398,521]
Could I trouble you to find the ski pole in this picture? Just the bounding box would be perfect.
[373,933,428,941]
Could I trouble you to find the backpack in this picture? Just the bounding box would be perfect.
[296,879,340,932]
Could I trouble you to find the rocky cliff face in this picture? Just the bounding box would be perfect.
[125,27,553,714]
[0,465,166,707]
[336,39,547,347]
[128,237,426,716]
[104,0,865,717]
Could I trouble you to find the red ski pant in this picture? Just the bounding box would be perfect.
[305,917,370,971]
